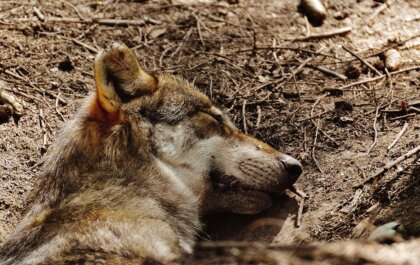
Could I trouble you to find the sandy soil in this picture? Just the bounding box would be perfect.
[0,0,419,256]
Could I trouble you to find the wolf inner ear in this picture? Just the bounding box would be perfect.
[93,43,157,121]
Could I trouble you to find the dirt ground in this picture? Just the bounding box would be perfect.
[0,0,419,261]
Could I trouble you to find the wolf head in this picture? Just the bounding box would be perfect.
[91,43,302,215]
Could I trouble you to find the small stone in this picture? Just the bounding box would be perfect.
[149,28,167,39]
[58,57,74,72]
[345,65,361,79]
[0,104,13,124]
[335,101,353,112]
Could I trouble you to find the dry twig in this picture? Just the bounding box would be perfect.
[281,47,326,87]
[289,186,308,198]
[289,186,308,228]
[4,69,65,104]
[368,0,395,21]
[71,38,98,53]
[55,93,65,121]
[58,0,84,19]
[294,26,352,41]
[354,146,420,188]
[387,122,408,150]
[256,105,261,127]
[389,113,416,121]
[298,109,332,122]
[237,46,339,60]
[296,196,305,227]
[342,45,382,76]
[14,16,161,26]
[365,105,380,155]
[340,189,363,214]
[306,64,348,80]
[242,100,248,134]
[0,81,24,115]
[330,66,420,91]
[33,6,45,21]
[310,94,328,175]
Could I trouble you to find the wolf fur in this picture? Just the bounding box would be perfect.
[0,43,302,264]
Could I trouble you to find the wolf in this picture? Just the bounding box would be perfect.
[0,43,302,264]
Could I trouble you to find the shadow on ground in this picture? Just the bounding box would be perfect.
[203,194,298,242]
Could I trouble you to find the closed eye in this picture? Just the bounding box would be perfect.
[211,113,224,123]
[201,108,236,130]
[198,111,221,123]
[199,109,224,124]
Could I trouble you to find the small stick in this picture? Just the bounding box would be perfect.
[389,113,416,121]
[75,24,98,40]
[307,64,348,80]
[331,66,420,91]
[409,106,420,113]
[58,0,84,19]
[367,34,420,57]
[292,72,301,101]
[196,240,315,251]
[197,241,267,249]
[237,46,339,60]
[340,189,362,214]
[192,13,204,45]
[71,38,98,53]
[55,93,65,121]
[342,46,382,76]
[190,12,216,35]
[294,26,352,41]
[292,57,313,76]
[4,69,25,81]
[296,196,305,227]
[391,179,419,199]
[256,105,261,127]
[368,0,395,21]
[380,109,401,114]
[4,88,43,104]
[283,47,326,86]
[304,16,311,36]
[209,76,213,100]
[387,122,408,150]
[408,100,420,107]
[365,105,380,155]
[366,202,380,213]
[405,14,420,22]
[33,6,45,21]
[4,69,65,104]
[298,109,332,122]
[310,94,328,175]
[242,99,248,134]
[354,146,420,188]
[319,128,339,147]
[0,81,24,115]
[289,186,308,198]
[170,28,192,59]
[13,17,161,26]
[312,126,324,175]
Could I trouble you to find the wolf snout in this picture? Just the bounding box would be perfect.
[280,155,303,181]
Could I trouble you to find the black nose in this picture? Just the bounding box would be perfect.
[282,156,303,179]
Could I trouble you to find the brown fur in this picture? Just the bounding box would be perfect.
[0,44,302,264]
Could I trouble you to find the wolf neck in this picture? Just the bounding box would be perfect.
[28,112,151,211]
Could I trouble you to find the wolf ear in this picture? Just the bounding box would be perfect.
[92,43,157,122]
